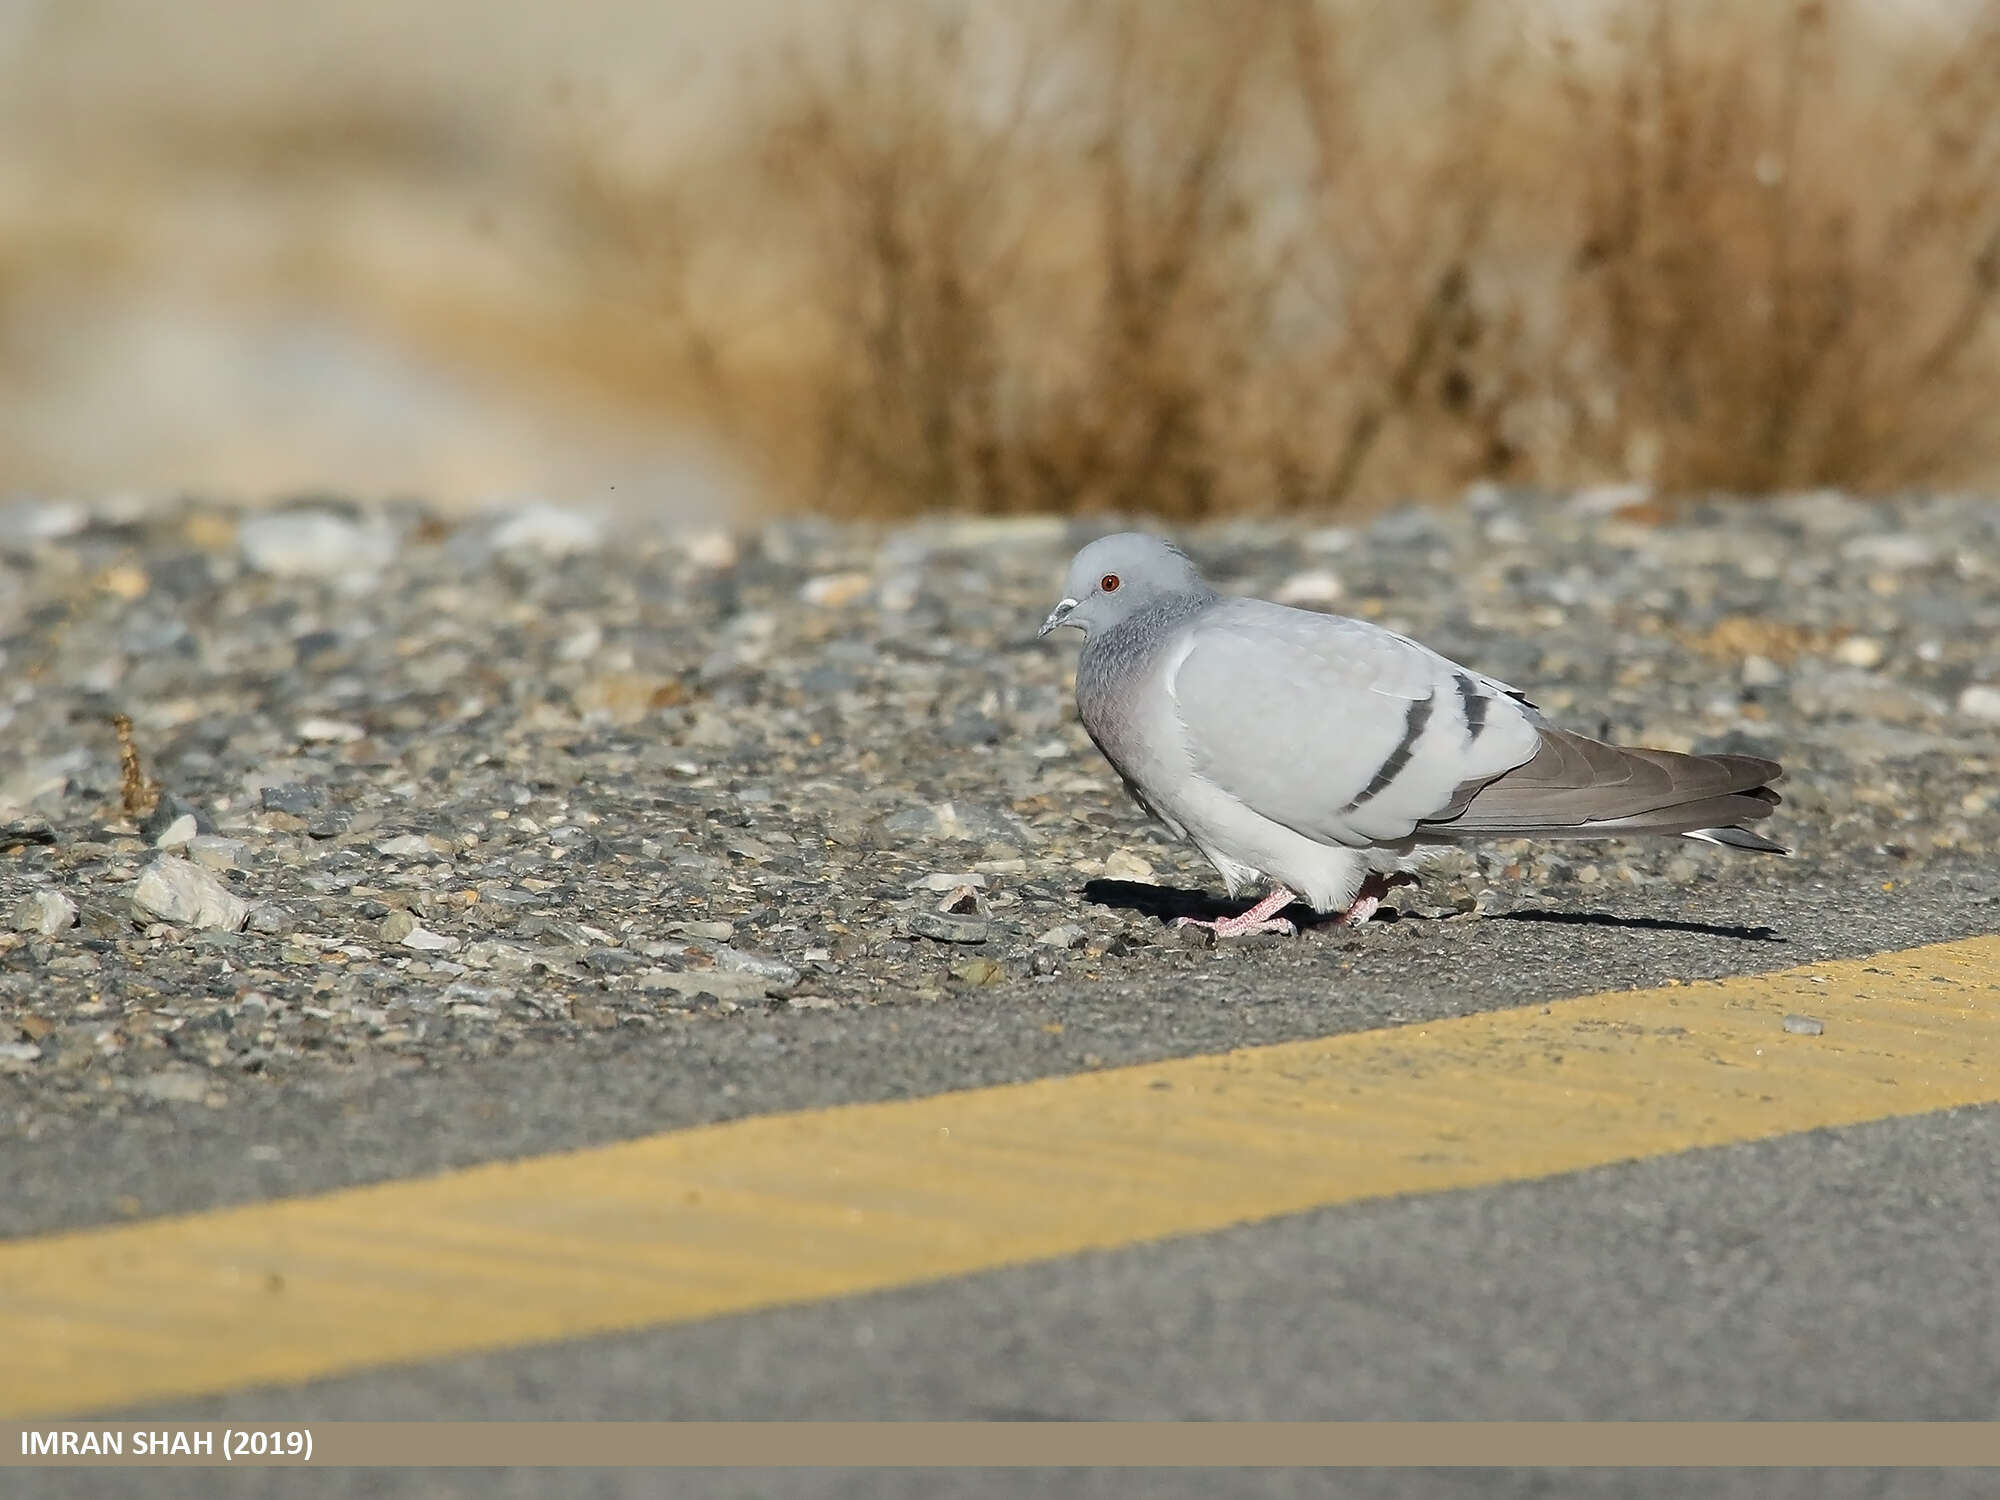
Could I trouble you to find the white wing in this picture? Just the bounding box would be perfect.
[1166,599,1542,846]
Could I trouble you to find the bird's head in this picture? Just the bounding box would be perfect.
[1039,532,1209,641]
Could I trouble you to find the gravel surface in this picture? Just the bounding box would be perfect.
[2,489,1997,1136]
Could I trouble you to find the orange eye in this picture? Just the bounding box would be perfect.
[1100,573,1121,592]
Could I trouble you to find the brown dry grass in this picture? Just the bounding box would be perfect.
[4,0,1996,515]
[552,0,2000,517]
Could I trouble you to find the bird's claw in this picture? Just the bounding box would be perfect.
[1336,871,1417,926]
[1173,914,1298,938]
[1336,895,1381,926]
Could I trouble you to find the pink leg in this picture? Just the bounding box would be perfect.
[1336,871,1417,927]
[1175,886,1300,938]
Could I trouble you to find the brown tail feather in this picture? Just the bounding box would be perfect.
[1420,728,1784,849]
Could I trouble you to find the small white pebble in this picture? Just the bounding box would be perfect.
[1102,849,1156,882]
[1957,685,2000,722]
[1273,569,1344,607]
[876,573,921,613]
[1740,654,1784,688]
[491,504,604,556]
[1569,482,1650,516]
[13,889,77,936]
[1301,526,1357,555]
[186,836,246,872]
[297,717,365,744]
[152,814,198,849]
[909,872,988,891]
[677,528,738,570]
[1832,637,1885,669]
[800,572,872,608]
[1840,534,1937,571]
[1782,1014,1825,1037]
[556,624,603,662]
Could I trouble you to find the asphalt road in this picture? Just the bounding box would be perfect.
[5,858,1995,1238]
[11,857,2000,1500]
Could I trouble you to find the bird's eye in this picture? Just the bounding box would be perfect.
[1100,573,1121,592]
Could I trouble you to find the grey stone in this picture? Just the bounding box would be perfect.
[490,503,605,557]
[140,792,208,844]
[904,910,991,944]
[1957,685,2000,722]
[0,498,87,539]
[152,813,199,849]
[245,903,296,936]
[13,889,77,936]
[307,811,351,840]
[187,836,248,871]
[713,947,802,987]
[262,783,324,815]
[0,818,57,851]
[1841,533,1938,571]
[131,858,252,932]
[401,924,460,953]
[910,871,989,892]
[240,509,396,581]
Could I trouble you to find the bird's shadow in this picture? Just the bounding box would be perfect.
[1083,879,1350,931]
[1494,908,1784,943]
[1083,880,1784,943]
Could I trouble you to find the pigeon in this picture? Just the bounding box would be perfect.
[1039,532,1785,936]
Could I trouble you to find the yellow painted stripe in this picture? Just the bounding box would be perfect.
[4,935,1998,1418]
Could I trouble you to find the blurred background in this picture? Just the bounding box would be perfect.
[2,0,1996,524]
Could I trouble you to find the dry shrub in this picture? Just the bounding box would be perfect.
[1550,1,2000,494]
[559,2,1313,516]
[557,0,2000,517]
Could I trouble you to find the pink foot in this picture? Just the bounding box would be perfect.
[1339,894,1382,926]
[1335,871,1417,927]
[1175,886,1300,938]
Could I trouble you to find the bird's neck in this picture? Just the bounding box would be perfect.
[1080,590,1214,676]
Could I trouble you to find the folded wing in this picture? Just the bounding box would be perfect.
[1166,600,1542,847]
[1167,599,1785,851]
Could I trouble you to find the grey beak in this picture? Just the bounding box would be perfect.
[1038,597,1079,639]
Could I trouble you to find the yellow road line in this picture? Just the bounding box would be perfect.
[4,935,1998,1418]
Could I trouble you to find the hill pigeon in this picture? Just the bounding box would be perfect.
[1039,532,1785,936]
